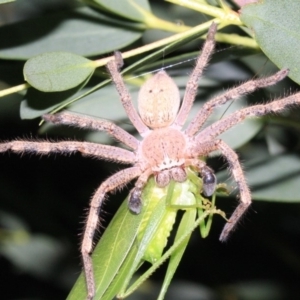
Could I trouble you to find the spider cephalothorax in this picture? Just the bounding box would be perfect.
[1,23,300,300]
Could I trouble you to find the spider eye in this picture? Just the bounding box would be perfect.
[201,168,217,197]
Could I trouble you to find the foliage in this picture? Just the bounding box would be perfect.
[1,0,300,299]
[67,170,226,299]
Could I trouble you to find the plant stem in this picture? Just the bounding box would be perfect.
[0,83,29,98]
[167,0,243,25]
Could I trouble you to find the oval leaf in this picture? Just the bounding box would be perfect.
[248,153,300,202]
[24,52,95,92]
[240,0,300,84]
[95,0,151,22]
[0,7,143,60]
[218,152,300,203]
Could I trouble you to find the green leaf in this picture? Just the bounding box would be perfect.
[94,0,151,22]
[20,87,85,120]
[67,168,222,299]
[23,52,95,92]
[217,151,300,203]
[120,186,167,293]
[22,21,214,119]
[101,244,139,300]
[101,179,169,299]
[158,209,196,300]
[248,153,300,202]
[240,0,300,84]
[0,6,144,60]
[67,197,144,300]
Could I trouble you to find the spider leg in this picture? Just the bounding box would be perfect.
[191,92,300,239]
[188,140,251,240]
[185,69,289,136]
[215,140,251,241]
[173,22,217,128]
[128,168,153,214]
[81,167,142,300]
[43,112,139,150]
[185,158,216,197]
[0,141,136,164]
[196,91,300,143]
[107,52,150,137]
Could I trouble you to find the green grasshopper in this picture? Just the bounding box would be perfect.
[67,168,227,300]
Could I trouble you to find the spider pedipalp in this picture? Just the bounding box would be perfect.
[201,166,217,197]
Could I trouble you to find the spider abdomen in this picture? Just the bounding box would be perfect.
[138,71,180,129]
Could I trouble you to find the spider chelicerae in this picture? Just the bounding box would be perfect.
[1,23,300,299]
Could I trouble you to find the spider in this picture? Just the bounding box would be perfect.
[1,22,300,299]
